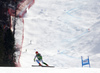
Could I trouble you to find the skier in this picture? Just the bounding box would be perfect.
[34,51,48,66]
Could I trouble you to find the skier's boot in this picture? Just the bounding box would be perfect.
[46,64,49,66]
[39,63,42,66]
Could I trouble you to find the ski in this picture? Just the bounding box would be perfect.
[41,66,55,68]
[32,65,40,67]
[32,65,54,68]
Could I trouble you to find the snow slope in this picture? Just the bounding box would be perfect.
[0,67,100,73]
[20,0,100,68]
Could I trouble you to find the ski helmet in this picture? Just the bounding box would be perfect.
[35,51,38,54]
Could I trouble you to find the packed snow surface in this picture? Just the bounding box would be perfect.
[0,67,100,73]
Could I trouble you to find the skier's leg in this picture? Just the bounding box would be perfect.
[36,60,42,66]
[41,60,48,66]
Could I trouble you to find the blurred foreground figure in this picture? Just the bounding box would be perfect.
[0,0,35,67]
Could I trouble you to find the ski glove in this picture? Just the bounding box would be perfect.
[34,58,35,62]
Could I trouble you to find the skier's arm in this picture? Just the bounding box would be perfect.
[34,55,36,61]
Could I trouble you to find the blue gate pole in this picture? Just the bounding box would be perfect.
[81,56,83,67]
[88,56,90,68]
